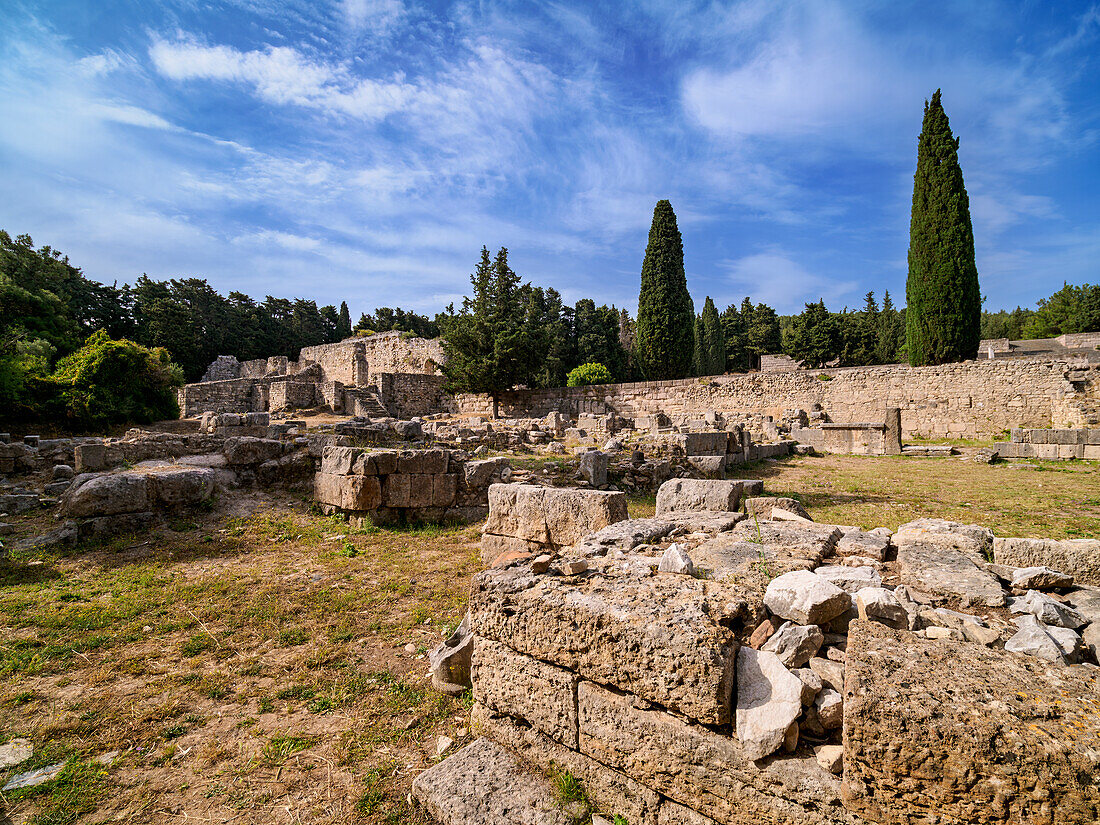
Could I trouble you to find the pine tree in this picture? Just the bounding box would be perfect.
[788,301,840,368]
[906,90,981,366]
[337,301,352,339]
[700,296,725,374]
[635,200,694,379]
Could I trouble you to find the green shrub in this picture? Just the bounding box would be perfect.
[47,330,184,430]
[566,362,613,387]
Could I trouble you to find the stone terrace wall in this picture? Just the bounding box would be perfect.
[455,359,1096,439]
[299,331,444,382]
[374,373,452,420]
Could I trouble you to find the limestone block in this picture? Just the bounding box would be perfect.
[74,443,107,473]
[150,468,216,506]
[835,530,890,561]
[656,479,742,515]
[406,474,434,508]
[223,436,284,466]
[657,800,720,825]
[764,570,851,625]
[470,560,740,724]
[472,704,660,825]
[577,681,850,825]
[471,637,578,748]
[993,537,1100,586]
[843,620,1100,824]
[813,564,882,593]
[60,472,151,518]
[579,450,609,486]
[735,647,804,760]
[480,533,546,565]
[397,449,448,474]
[382,473,411,508]
[895,541,1006,607]
[894,518,993,563]
[321,445,361,474]
[429,616,472,696]
[463,457,510,488]
[483,483,627,549]
[313,473,382,511]
[743,496,811,521]
[411,738,570,825]
[432,473,458,507]
[675,432,728,456]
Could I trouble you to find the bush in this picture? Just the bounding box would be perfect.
[48,330,184,430]
[566,362,613,387]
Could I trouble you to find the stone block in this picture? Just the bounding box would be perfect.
[1083,445,1100,459]
[472,704,660,825]
[60,472,151,518]
[313,473,382,511]
[470,560,740,724]
[578,681,848,825]
[74,443,107,473]
[843,620,1100,825]
[483,484,627,549]
[223,437,284,466]
[432,473,458,507]
[471,637,578,748]
[479,533,546,565]
[151,468,216,506]
[321,445,361,474]
[993,537,1100,586]
[407,474,434,508]
[397,449,448,474]
[656,479,742,515]
[382,473,411,508]
[676,432,727,456]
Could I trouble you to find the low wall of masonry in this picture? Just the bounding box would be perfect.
[994,427,1100,460]
[313,446,511,524]
[790,409,902,456]
[454,358,1100,439]
[414,481,1100,825]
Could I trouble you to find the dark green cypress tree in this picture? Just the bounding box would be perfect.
[636,200,694,379]
[700,296,725,374]
[337,301,352,339]
[692,316,705,376]
[906,90,981,366]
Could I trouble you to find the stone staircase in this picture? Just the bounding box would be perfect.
[344,386,391,418]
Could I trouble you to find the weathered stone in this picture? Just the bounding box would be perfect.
[993,537,1100,586]
[462,457,510,488]
[1010,565,1074,591]
[579,450,609,487]
[655,479,742,515]
[74,442,107,473]
[0,494,38,514]
[313,473,382,511]
[411,738,570,825]
[471,637,578,748]
[479,533,546,564]
[793,667,822,704]
[764,570,851,625]
[472,704,660,825]
[815,745,844,775]
[843,619,1100,825]
[895,540,1007,607]
[894,518,994,563]
[743,496,811,521]
[685,455,727,478]
[397,449,448,475]
[559,558,588,575]
[223,436,284,466]
[578,681,850,825]
[735,647,805,761]
[761,621,824,668]
[60,472,150,518]
[813,564,882,593]
[470,560,741,724]
[1012,589,1087,629]
[321,445,362,474]
[814,687,843,729]
[835,530,890,561]
[658,543,695,575]
[808,657,844,692]
[1083,623,1100,660]
[731,521,842,559]
[570,517,675,556]
[748,618,778,649]
[854,587,908,630]
[2,761,65,792]
[429,615,473,696]
[151,468,216,506]
[0,738,31,769]
[76,511,157,539]
[482,483,627,549]
[51,464,74,481]
[657,800,720,825]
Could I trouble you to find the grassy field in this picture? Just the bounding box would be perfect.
[1,453,1099,823]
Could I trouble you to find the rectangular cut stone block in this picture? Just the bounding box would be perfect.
[397,449,448,474]
[993,537,1100,586]
[655,479,743,515]
[577,682,851,825]
[483,484,627,548]
[321,445,361,474]
[382,473,411,507]
[313,473,381,511]
[470,561,741,725]
[370,451,399,475]
[1083,445,1100,459]
[844,620,1100,825]
[75,443,107,473]
[432,473,458,507]
[471,637,578,748]
[407,474,434,508]
[676,432,728,456]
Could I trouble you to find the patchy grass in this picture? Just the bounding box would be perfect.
[738,454,1100,536]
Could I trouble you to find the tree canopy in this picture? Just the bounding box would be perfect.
[635,200,694,380]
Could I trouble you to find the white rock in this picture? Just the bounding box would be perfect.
[760,621,824,668]
[1005,615,1069,663]
[735,647,804,761]
[1011,566,1073,591]
[924,626,957,640]
[771,507,813,523]
[764,570,851,625]
[814,687,843,729]
[2,761,65,792]
[814,744,844,774]
[1012,590,1086,629]
[435,735,454,758]
[657,543,695,576]
[814,564,882,593]
[0,738,32,769]
[855,587,908,629]
[792,668,822,705]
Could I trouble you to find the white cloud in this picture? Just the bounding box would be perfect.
[721,252,860,313]
[342,0,405,34]
[238,230,323,252]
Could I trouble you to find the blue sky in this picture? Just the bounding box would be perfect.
[1,1,1098,321]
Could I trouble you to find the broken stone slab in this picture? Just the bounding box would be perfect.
[578,681,852,825]
[222,436,284,466]
[854,587,908,630]
[1010,565,1074,592]
[150,468,216,506]
[760,621,824,668]
[993,537,1100,586]
[411,738,571,825]
[894,518,994,563]
[834,530,890,562]
[743,496,811,521]
[59,472,151,518]
[469,559,742,725]
[813,564,882,593]
[314,473,382,511]
[2,761,65,792]
[685,455,727,478]
[429,615,473,696]
[793,667,822,704]
[843,619,1100,824]
[658,543,695,575]
[764,570,851,625]
[814,687,842,729]
[1064,586,1100,625]
[1011,589,1087,629]
[0,737,32,769]
[471,637,578,748]
[472,704,661,825]
[735,647,805,761]
[570,517,676,557]
[731,521,842,561]
[656,478,744,515]
[579,450,609,487]
[808,657,844,692]
[482,483,627,549]
[895,540,1007,607]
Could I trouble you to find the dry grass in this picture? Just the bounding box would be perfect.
[2,452,1099,822]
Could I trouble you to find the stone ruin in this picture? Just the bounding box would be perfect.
[416,480,1100,825]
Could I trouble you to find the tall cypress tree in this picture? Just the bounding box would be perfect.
[636,200,694,379]
[337,301,352,339]
[692,316,705,376]
[700,296,725,374]
[906,90,981,366]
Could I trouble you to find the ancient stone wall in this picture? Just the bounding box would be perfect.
[455,359,1097,439]
[374,373,452,419]
[298,331,444,383]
